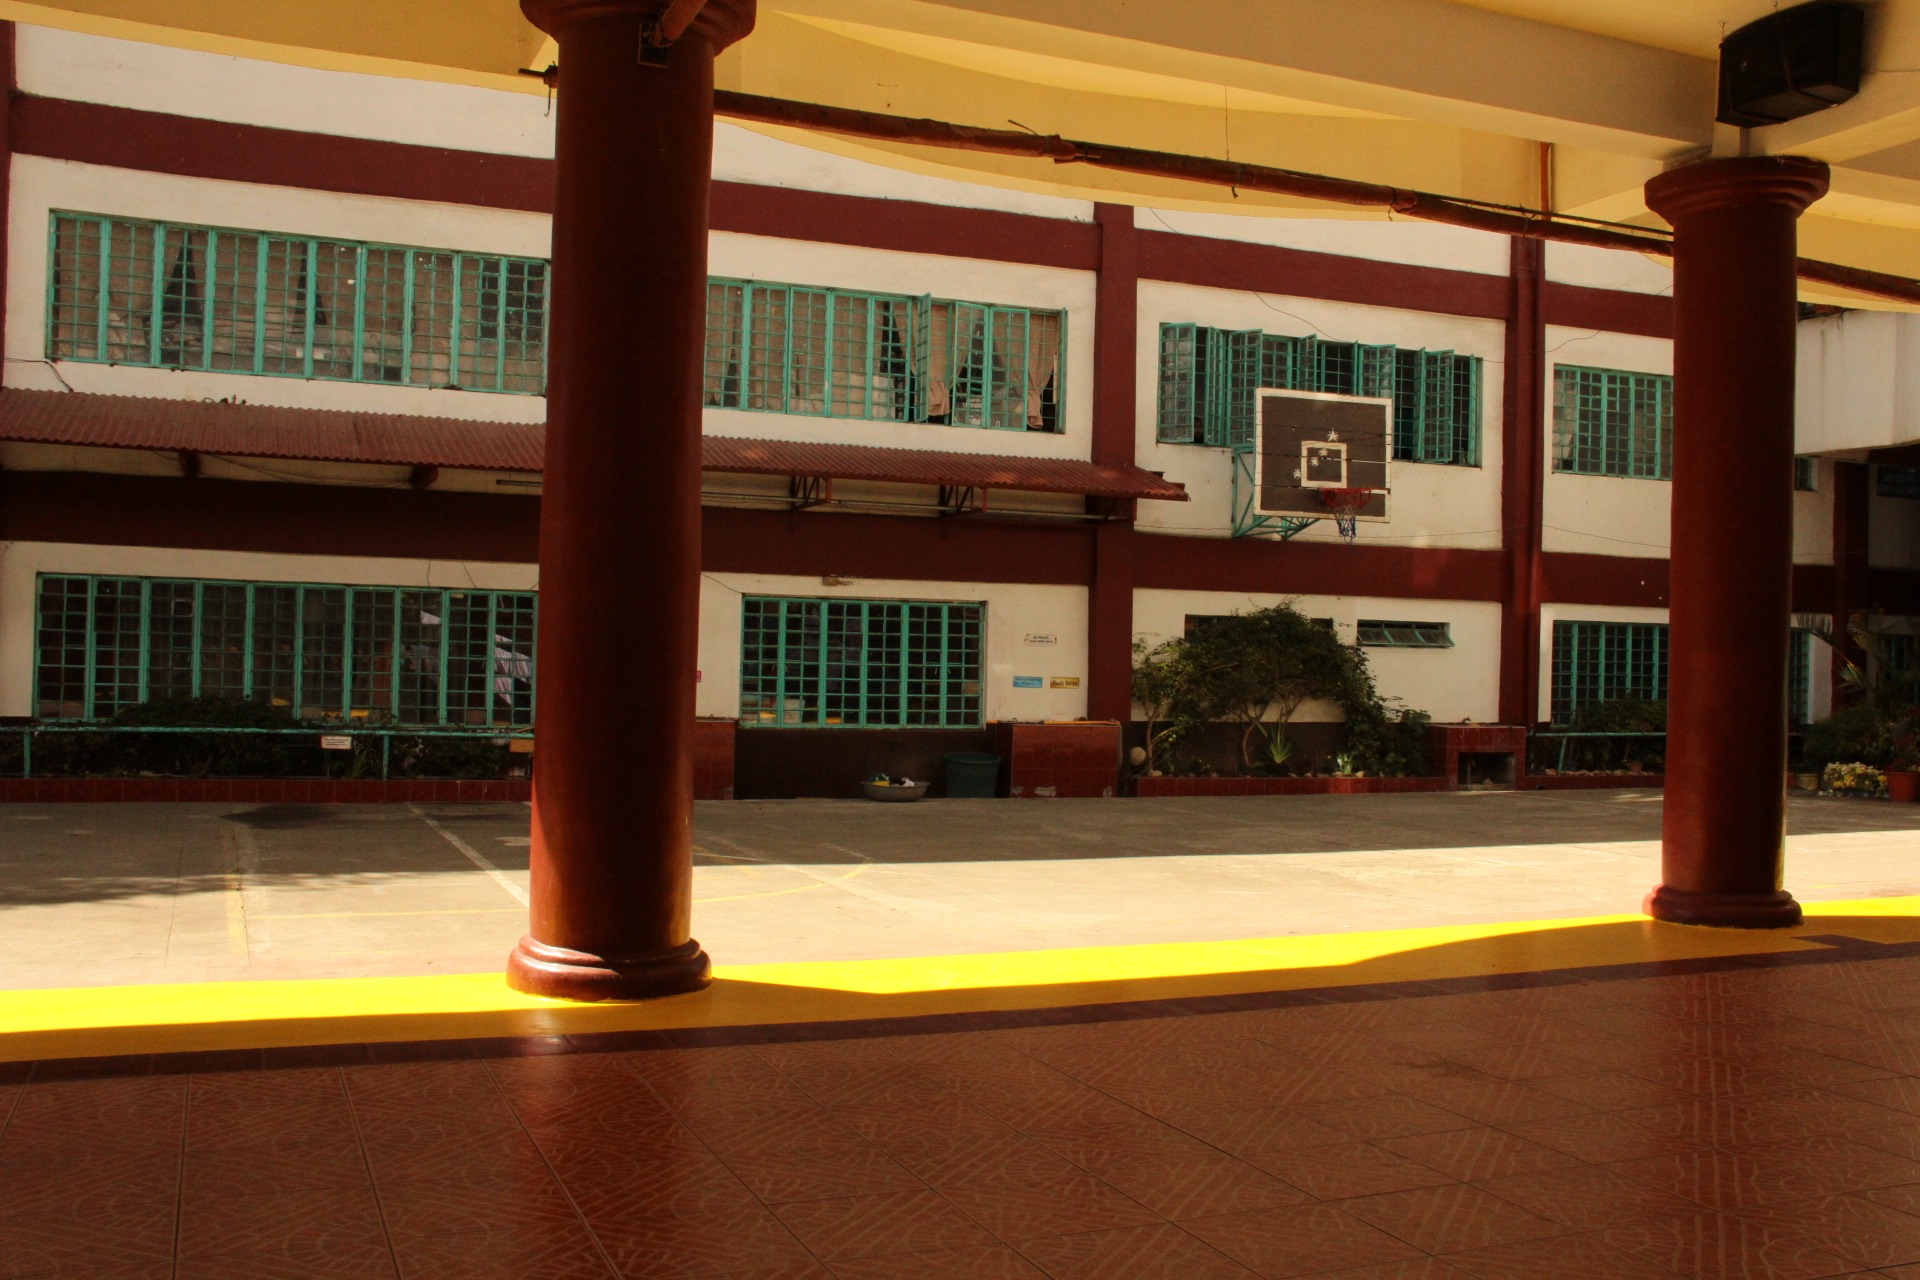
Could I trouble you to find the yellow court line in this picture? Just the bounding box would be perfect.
[1,897,1917,1064]
[694,863,871,904]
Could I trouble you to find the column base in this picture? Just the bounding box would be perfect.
[1643,885,1803,929]
[506,936,712,1001]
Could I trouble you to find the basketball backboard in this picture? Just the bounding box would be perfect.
[1250,387,1391,523]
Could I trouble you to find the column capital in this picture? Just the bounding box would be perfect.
[522,0,755,52]
[1644,155,1829,224]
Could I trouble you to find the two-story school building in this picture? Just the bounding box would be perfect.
[1,25,1915,797]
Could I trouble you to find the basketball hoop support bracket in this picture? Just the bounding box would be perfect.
[1230,447,1320,540]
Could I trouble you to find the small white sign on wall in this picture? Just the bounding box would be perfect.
[1024,634,1058,645]
[319,735,353,751]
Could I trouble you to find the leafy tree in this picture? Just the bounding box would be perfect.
[1130,604,1426,774]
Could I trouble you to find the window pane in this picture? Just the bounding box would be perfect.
[35,576,91,718]
[147,582,198,703]
[740,596,983,729]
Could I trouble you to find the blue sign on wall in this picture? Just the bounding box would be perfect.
[1012,675,1044,689]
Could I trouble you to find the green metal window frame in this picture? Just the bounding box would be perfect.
[1155,323,1481,465]
[1788,629,1814,725]
[47,212,549,394]
[705,278,1065,432]
[739,595,985,728]
[1357,620,1452,649]
[33,573,537,726]
[1550,620,1669,723]
[1879,465,1920,499]
[1795,457,1818,492]
[1552,365,1672,480]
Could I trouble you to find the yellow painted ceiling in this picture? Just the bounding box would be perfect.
[8,0,1920,306]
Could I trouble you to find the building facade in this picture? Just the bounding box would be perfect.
[1,26,1911,796]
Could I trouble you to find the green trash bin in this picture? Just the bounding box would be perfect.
[944,751,1001,798]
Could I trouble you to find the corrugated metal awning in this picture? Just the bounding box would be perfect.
[0,389,1187,501]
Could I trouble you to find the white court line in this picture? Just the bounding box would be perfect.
[408,803,530,906]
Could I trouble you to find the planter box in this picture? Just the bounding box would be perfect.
[0,777,533,804]
[1134,775,1448,798]
[1427,723,1527,788]
[998,721,1121,799]
[693,717,736,800]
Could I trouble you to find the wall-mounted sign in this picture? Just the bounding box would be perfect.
[1024,633,1058,645]
[1012,675,1044,689]
[1049,676,1081,689]
[319,735,352,751]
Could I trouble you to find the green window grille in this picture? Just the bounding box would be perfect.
[1795,457,1818,492]
[48,213,549,394]
[704,279,1064,432]
[1878,465,1920,498]
[1552,366,1673,480]
[1357,620,1452,648]
[1788,629,1815,725]
[1550,620,1669,723]
[739,596,984,727]
[33,574,536,725]
[1156,324,1479,464]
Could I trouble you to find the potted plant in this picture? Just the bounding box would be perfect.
[1886,708,1920,801]
[1824,761,1887,798]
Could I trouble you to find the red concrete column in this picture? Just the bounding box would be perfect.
[509,0,755,1000]
[1643,156,1828,929]
[1498,236,1545,729]
[1087,202,1140,725]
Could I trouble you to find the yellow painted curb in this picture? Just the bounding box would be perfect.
[2,898,1916,1063]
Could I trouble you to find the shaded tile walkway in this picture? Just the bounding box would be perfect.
[15,945,1920,1276]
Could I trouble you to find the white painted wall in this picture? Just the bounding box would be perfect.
[14,26,1093,222]
[1542,327,1671,559]
[1132,280,1506,549]
[1798,310,1920,455]
[695,574,1087,722]
[0,541,539,718]
[1543,242,1673,295]
[1137,207,1509,276]
[1132,588,1502,723]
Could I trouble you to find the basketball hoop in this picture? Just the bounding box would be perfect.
[1316,487,1372,543]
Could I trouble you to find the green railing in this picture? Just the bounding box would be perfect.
[8,723,532,781]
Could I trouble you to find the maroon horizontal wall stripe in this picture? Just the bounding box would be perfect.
[1541,281,1673,340]
[1137,228,1511,321]
[1133,530,1507,601]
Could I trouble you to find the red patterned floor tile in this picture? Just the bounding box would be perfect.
[1016,1221,1254,1278]
[937,1164,1160,1240]
[1247,1141,1457,1200]
[1168,1104,1353,1156]
[717,1132,923,1203]
[1286,1260,1477,1280]
[1524,1071,1696,1112]
[1297,1094,1479,1142]
[1728,1192,1920,1269]
[386,1223,614,1280]
[0,1199,177,1277]
[1501,1108,1702,1164]
[1093,1150,1312,1219]
[1442,1230,1688,1279]
[1600,1208,1858,1280]
[380,1174,579,1239]
[172,1241,400,1280]
[770,1188,995,1261]
[177,1183,388,1259]
[594,1204,817,1278]
[824,1242,1046,1278]
[359,1128,547,1183]
[1339,1183,1568,1254]
[1472,1163,1700,1231]
[1178,1202,1425,1277]
[1380,1127,1581,1181]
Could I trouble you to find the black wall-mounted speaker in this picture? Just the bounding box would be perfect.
[1718,2,1864,128]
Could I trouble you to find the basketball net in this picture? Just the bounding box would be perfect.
[1316,487,1371,543]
